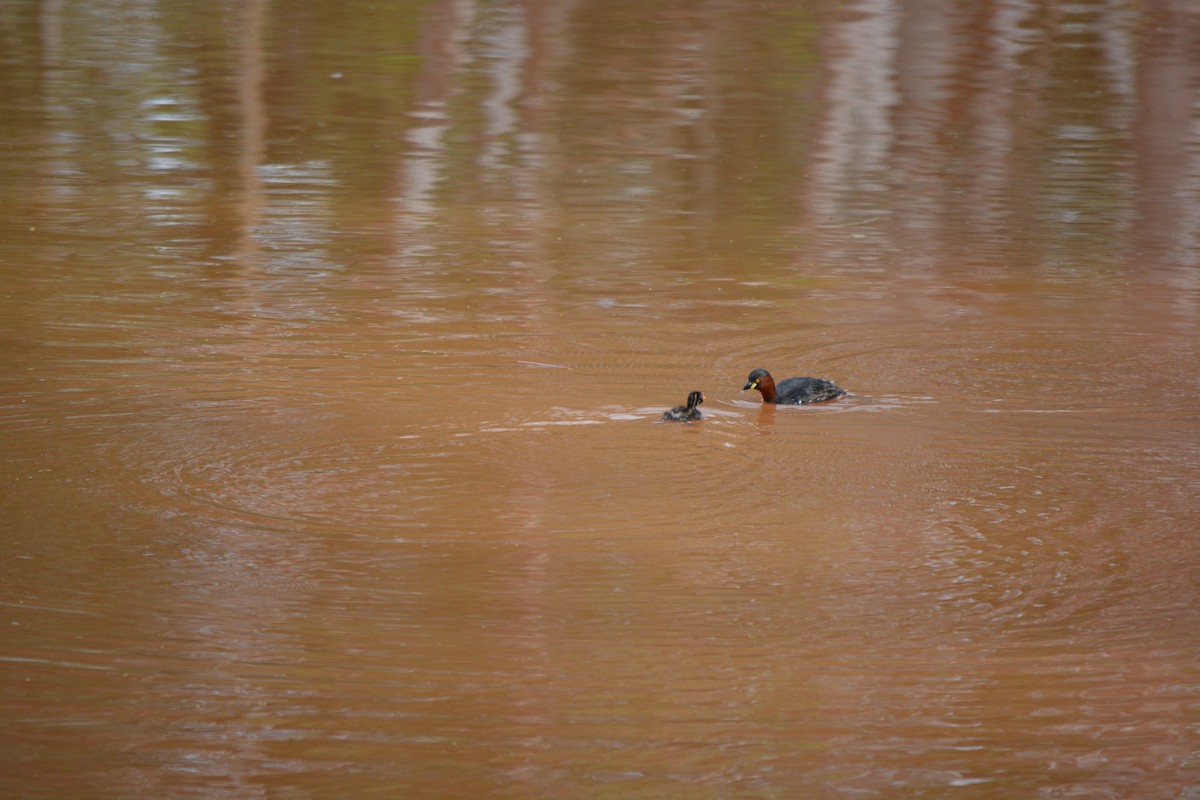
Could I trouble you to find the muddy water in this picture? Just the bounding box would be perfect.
[3,1,1200,798]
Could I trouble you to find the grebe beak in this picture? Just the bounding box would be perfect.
[743,379,757,391]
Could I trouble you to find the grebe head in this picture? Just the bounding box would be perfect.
[743,368,771,392]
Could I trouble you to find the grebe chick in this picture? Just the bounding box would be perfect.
[662,390,704,422]
[742,368,845,405]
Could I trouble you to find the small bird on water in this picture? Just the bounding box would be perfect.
[662,390,704,422]
[742,368,845,405]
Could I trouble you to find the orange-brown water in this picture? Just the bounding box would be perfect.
[3,1,1199,798]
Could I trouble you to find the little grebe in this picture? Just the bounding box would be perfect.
[742,368,845,405]
[662,390,704,422]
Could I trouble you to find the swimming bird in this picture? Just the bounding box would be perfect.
[662,390,704,422]
[742,368,845,404]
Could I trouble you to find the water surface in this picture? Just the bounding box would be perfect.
[2,1,1199,798]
